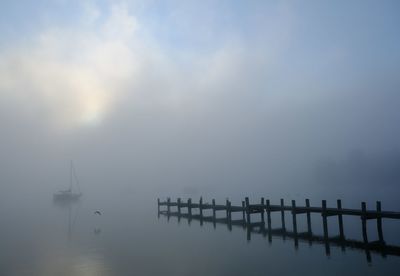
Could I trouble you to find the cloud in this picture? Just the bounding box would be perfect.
[0,0,400,200]
[0,1,254,132]
[1,0,399,157]
[0,3,146,130]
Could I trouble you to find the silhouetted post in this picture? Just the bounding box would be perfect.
[322,200,330,256]
[177,198,181,214]
[305,199,312,235]
[245,197,251,224]
[157,198,160,213]
[322,200,329,239]
[292,200,298,248]
[361,202,368,244]
[376,201,384,243]
[242,201,246,224]
[291,200,298,234]
[361,202,372,263]
[199,197,203,226]
[260,197,265,223]
[266,199,271,230]
[362,202,372,263]
[226,199,231,222]
[212,199,216,229]
[280,199,286,231]
[362,203,372,264]
[227,200,232,231]
[212,199,216,219]
[188,198,192,217]
[337,199,344,239]
[166,198,170,221]
[228,200,232,222]
[199,197,203,217]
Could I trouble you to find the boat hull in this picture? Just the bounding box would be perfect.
[53,192,82,202]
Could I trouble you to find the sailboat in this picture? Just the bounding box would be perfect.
[53,161,82,202]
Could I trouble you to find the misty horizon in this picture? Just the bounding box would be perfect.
[1,1,400,275]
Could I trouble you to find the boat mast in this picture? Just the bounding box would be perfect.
[71,161,81,194]
[70,160,73,192]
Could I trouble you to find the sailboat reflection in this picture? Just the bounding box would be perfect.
[53,196,81,241]
[48,200,109,275]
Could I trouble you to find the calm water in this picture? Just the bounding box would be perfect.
[1,191,399,276]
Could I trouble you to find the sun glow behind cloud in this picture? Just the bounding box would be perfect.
[0,3,141,130]
[0,1,255,132]
[2,0,397,144]
[0,1,400,210]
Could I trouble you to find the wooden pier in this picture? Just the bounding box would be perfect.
[157,197,400,263]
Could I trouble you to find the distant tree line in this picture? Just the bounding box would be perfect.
[315,150,400,185]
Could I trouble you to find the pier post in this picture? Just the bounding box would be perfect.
[245,197,251,224]
[291,200,298,234]
[199,197,203,217]
[177,198,181,214]
[322,200,330,256]
[227,199,232,231]
[228,200,232,222]
[305,199,312,235]
[361,202,368,244]
[280,199,286,231]
[242,201,246,225]
[199,197,203,226]
[266,199,271,231]
[337,199,344,239]
[260,197,265,223]
[362,201,371,263]
[226,199,231,221]
[376,201,384,243]
[188,198,192,217]
[226,199,229,219]
[265,199,272,243]
[322,200,329,239]
[167,197,171,214]
[157,198,160,213]
[212,199,216,229]
[212,199,216,219]
[292,200,298,248]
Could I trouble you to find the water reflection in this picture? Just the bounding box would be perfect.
[53,197,81,241]
[46,198,109,276]
[158,210,400,264]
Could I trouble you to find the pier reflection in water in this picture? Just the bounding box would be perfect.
[158,197,400,263]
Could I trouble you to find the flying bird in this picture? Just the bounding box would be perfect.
[94,210,102,215]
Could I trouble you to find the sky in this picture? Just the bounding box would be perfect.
[0,0,400,203]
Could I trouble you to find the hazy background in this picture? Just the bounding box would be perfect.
[1,1,400,275]
[1,0,400,206]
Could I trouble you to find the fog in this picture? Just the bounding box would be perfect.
[1,1,400,275]
[1,1,399,207]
